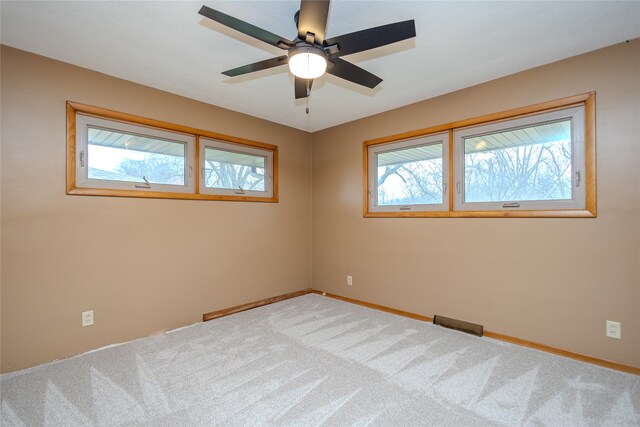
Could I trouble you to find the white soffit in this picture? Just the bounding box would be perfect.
[1,1,639,132]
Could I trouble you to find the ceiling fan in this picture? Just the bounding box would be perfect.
[198,1,416,100]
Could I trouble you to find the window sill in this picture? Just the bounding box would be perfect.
[363,209,596,218]
[67,187,278,203]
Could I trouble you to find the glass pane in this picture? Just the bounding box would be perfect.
[87,127,185,185]
[204,147,266,191]
[376,143,443,205]
[464,119,572,203]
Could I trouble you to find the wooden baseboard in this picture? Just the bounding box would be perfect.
[202,288,312,322]
[482,331,640,375]
[310,290,434,322]
[312,290,640,376]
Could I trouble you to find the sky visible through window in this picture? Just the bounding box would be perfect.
[87,144,185,185]
[89,144,145,171]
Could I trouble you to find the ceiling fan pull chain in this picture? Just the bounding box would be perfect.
[306,80,310,114]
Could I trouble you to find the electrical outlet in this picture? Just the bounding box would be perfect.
[347,276,353,286]
[606,320,621,339]
[82,310,94,327]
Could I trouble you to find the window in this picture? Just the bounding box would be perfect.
[200,138,274,198]
[454,105,585,211]
[76,114,195,193]
[67,102,278,202]
[367,132,449,212]
[364,93,595,218]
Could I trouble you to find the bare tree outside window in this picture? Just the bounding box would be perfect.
[377,158,443,205]
[203,160,265,191]
[464,139,572,203]
[112,154,265,191]
[462,119,573,203]
[376,142,444,206]
[116,153,185,185]
[202,147,266,191]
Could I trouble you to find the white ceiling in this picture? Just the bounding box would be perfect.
[1,1,639,132]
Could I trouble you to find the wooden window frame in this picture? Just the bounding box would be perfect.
[67,102,278,203]
[363,93,596,218]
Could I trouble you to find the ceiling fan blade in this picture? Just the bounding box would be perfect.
[297,0,330,44]
[294,77,313,99]
[324,20,415,58]
[222,56,288,77]
[326,58,382,89]
[199,5,294,49]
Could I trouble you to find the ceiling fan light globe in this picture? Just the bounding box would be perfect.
[288,47,327,79]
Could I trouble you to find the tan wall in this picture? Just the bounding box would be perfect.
[2,39,639,373]
[0,46,313,372]
[312,40,640,367]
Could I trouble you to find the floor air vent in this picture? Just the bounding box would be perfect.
[433,315,483,337]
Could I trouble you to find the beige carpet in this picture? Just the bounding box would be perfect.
[1,294,639,426]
